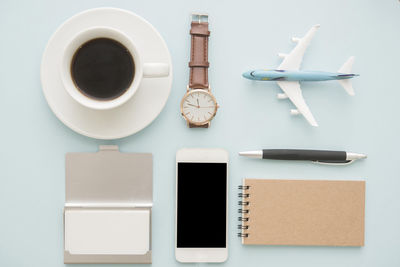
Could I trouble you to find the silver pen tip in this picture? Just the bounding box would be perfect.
[239,151,263,158]
[354,153,367,159]
[347,152,367,160]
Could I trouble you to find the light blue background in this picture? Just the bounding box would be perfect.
[1,0,400,266]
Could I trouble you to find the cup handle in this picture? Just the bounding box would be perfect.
[143,63,170,78]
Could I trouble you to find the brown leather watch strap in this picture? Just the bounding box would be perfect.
[188,122,209,128]
[189,21,210,89]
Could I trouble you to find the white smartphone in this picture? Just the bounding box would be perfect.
[175,148,228,263]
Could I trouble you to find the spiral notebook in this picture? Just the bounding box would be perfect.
[238,179,365,246]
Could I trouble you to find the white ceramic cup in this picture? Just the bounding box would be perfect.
[60,27,169,110]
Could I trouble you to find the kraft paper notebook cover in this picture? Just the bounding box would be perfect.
[238,179,365,246]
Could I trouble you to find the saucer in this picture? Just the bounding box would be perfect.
[41,8,172,139]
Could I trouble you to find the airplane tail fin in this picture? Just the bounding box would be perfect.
[337,56,356,96]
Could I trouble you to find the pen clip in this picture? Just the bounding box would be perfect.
[312,160,354,166]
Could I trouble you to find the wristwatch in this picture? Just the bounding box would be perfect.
[180,14,219,128]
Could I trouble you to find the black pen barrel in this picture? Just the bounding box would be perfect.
[262,149,347,161]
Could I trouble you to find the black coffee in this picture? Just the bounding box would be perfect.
[71,38,135,100]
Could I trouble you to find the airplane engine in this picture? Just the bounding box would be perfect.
[291,37,301,43]
[277,93,288,99]
[290,109,300,115]
[278,53,287,58]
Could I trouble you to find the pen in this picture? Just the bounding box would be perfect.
[239,149,367,164]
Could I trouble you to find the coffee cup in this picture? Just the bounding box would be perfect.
[60,26,169,110]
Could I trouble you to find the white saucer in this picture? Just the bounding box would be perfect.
[41,8,172,139]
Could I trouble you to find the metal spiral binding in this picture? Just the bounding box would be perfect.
[238,193,249,198]
[238,185,250,190]
[238,185,250,238]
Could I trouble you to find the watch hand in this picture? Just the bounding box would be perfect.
[187,103,198,107]
[196,99,200,108]
[199,106,216,108]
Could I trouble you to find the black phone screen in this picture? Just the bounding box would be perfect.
[177,162,227,248]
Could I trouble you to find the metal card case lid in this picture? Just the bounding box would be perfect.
[64,145,152,264]
[65,145,152,207]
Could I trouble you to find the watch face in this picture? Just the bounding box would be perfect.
[181,90,217,124]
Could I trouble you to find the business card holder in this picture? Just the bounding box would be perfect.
[64,145,152,264]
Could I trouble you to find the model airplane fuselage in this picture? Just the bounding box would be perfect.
[243,70,358,82]
[242,25,359,127]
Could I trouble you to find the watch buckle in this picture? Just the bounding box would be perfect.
[191,14,208,23]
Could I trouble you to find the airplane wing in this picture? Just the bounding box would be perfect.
[277,81,318,126]
[278,25,320,71]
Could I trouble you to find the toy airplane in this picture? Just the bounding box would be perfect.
[242,25,359,127]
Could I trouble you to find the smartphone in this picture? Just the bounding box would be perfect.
[175,148,228,263]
